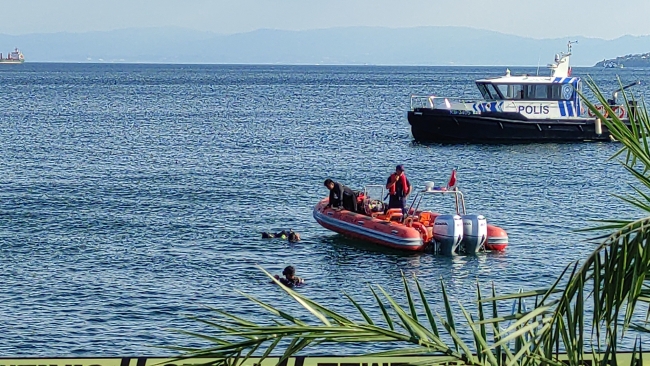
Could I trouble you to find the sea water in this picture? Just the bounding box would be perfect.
[0,63,646,355]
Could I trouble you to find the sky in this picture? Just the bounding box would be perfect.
[1,0,650,40]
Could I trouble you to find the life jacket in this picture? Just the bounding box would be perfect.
[389,173,410,197]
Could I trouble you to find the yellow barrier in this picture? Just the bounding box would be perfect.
[0,354,648,366]
[0,358,423,366]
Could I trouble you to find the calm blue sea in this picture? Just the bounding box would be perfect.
[0,63,646,356]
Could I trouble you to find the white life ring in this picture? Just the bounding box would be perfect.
[587,105,608,118]
[612,106,626,119]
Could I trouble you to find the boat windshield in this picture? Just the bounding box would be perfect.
[477,83,503,100]
[364,185,385,202]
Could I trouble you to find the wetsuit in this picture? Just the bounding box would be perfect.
[328,181,358,212]
[279,277,303,288]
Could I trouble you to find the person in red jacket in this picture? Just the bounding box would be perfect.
[385,165,411,215]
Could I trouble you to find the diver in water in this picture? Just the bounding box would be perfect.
[261,229,301,241]
[273,265,304,287]
[287,230,301,242]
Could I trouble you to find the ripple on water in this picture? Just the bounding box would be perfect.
[0,63,645,355]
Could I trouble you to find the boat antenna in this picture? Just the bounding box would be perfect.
[568,40,578,54]
[536,55,541,76]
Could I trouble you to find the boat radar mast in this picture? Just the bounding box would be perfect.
[547,40,577,78]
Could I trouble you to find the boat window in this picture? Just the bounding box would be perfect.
[476,83,505,100]
[551,85,563,99]
[495,83,573,100]
[530,85,548,99]
[496,84,524,99]
[477,83,493,100]
[485,83,503,100]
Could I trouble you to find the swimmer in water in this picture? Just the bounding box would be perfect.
[273,265,304,287]
[262,229,301,242]
[288,230,300,242]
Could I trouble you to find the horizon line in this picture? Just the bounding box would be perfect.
[10,61,607,68]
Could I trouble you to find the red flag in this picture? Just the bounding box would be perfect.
[447,169,457,189]
[568,67,572,77]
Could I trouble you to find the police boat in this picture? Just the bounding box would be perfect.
[312,175,508,254]
[407,41,640,143]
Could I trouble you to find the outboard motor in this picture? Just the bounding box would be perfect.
[461,214,487,254]
[433,214,463,255]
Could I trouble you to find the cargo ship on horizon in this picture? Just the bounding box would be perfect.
[0,48,24,64]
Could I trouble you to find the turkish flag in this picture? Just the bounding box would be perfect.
[447,169,457,190]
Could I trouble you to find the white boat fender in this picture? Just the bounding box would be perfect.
[595,118,602,135]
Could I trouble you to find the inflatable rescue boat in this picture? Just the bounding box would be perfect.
[313,181,508,254]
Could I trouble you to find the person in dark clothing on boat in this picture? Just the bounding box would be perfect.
[324,178,357,212]
[273,266,304,287]
[386,165,412,216]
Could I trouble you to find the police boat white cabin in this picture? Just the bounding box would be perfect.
[312,180,508,254]
[408,41,640,143]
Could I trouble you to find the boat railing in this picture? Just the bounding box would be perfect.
[406,188,467,221]
[410,95,480,111]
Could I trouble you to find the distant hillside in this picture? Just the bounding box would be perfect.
[594,52,650,67]
[1,26,650,66]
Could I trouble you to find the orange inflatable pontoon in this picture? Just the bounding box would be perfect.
[313,182,508,254]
